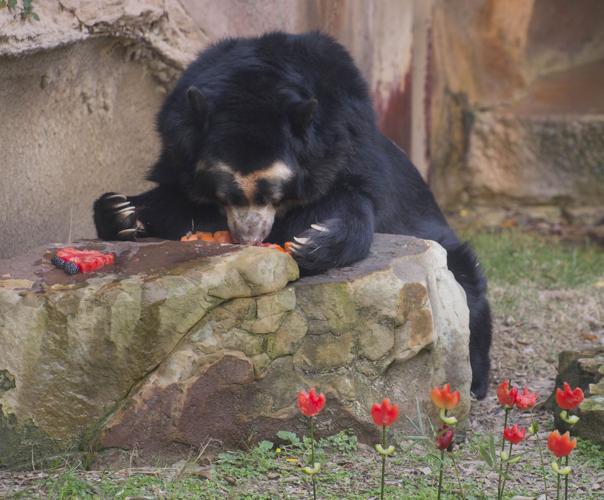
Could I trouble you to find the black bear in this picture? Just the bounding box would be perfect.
[93,31,492,399]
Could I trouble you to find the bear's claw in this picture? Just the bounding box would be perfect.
[93,192,142,241]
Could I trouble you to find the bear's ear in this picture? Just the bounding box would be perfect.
[187,86,208,126]
[290,97,317,135]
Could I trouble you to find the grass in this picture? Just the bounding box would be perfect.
[461,228,604,288]
[10,432,603,498]
[18,471,215,499]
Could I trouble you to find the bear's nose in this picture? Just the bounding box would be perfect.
[225,205,276,244]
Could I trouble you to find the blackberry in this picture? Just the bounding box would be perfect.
[51,255,66,269]
[64,261,80,275]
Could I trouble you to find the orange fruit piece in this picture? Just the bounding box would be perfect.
[180,233,198,242]
[198,232,215,242]
[212,231,233,244]
[180,230,234,243]
[259,242,287,253]
[180,231,217,242]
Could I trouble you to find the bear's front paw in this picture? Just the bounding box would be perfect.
[287,220,348,275]
[93,192,142,241]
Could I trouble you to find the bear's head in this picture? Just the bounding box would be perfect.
[183,87,320,244]
[151,83,334,244]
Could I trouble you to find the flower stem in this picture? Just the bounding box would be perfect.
[499,441,513,500]
[437,449,445,500]
[380,425,386,500]
[310,416,317,500]
[564,455,569,500]
[530,412,549,499]
[500,408,510,454]
[450,451,466,500]
[437,408,448,500]
[556,461,561,500]
[497,408,510,498]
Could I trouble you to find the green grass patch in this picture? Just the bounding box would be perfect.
[461,229,604,288]
[8,431,603,499]
[576,438,604,470]
[46,471,96,499]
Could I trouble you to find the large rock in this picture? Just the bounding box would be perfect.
[0,235,471,467]
[553,348,604,446]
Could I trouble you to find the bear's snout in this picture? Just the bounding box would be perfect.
[225,205,276,244]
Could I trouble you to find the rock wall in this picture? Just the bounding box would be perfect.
[4,0,599,260]
[0,235,472,467]
[0,38,159,258]
[430,0,604,209]
[553,349,604,446]
[0,0,206,259]
[0,0,425,259]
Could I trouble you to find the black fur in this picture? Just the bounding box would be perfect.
[93,31,492,398]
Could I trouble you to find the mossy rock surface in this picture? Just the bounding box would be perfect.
[553,348,604,445]
[0,235,471,467]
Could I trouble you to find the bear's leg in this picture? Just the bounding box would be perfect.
[445,241,492,399]
[276,190,375,275]
[94,186,225,241]
[468,293,492,399]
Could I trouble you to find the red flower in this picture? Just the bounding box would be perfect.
[515,387,537,411]
[496,380,518,408]
[430,384,461,410]
[297,388,326,417]
[503,424,526,444]
[371,398,399,427]
[547,430,577,458]
[555,383,584,410]
[435,425,455,451]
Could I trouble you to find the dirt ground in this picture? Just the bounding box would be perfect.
[473,284,604,431]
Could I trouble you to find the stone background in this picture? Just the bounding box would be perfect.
[1,0,603,258]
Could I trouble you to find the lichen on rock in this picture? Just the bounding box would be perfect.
[553,348,604,446]
[0,235,472,466]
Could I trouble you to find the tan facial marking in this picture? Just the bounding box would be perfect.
[215,161,293,203]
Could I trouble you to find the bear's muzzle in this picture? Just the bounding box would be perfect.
[225,205,276,244]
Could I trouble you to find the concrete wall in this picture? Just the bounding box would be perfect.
[1,0,601,258]
[0,0,205,259]
[0,0,425,258]
[0,39,159,258]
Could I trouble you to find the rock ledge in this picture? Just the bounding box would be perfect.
[0,235,471,467]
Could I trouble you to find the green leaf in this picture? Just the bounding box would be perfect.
[276,430,301,446]
[478,435,498,469]
[256,440,274,452]
[0,1,7,10]
[479,443,494,468]
[302,462,321,475]
[375,444,396,456]
[489,434,497,460]
[8,0,17,10]
[31,11,39,21]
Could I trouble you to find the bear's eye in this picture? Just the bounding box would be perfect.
[254,179,283,206]
[223,190,248,207]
